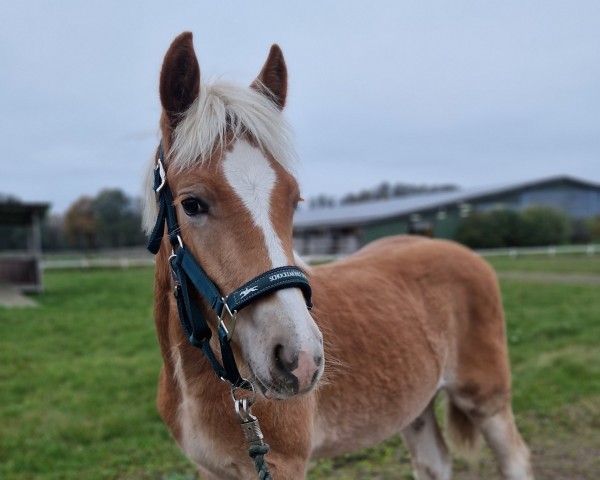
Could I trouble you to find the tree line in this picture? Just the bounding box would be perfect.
[308,181,458,209]
[42,189,147,250]
[0,189,147,252]
[2,187,599,252]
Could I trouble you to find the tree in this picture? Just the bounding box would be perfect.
[61,189,146,250]
[41,214,66,251]
[64,196,97,249]
[340,182,459,205]
[0,193,21,203]
[309,194,336,209]
[375,182,391,200]
[92,188,146,248]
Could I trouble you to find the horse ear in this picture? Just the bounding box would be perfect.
[251,44,287,109]
[160,32,200,129]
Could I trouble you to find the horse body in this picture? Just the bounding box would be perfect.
[147,32,533,479]
[310,237,450,455]
[310,236,509,454]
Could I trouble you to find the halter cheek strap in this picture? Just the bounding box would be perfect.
[146,141,313,389]
[147,147,178,254]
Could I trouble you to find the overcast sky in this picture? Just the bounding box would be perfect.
[2,1,599,214]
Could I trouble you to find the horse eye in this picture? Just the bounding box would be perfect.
[181,198,209,216]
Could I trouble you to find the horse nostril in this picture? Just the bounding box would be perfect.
[271,346,321,394]
[274,343,298,373]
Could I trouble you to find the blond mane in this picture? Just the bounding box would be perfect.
[143,80,297,233]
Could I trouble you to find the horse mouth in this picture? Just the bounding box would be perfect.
[250,370,296,400]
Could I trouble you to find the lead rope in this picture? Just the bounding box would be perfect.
[249,444,272,480]
[232,384,272,479]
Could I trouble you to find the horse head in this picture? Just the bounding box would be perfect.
[146,32,323,400]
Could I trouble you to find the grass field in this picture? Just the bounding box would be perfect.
[1,254,599,479]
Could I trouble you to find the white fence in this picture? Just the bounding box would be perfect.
[40,244,599,270]
[302,244,600,265]
[475,244,598,258]
[42,247,155,270]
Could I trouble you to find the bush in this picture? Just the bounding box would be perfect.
[517,206,571,246]
[456,206,571,249]
[586,216,600,242]
[456,210,520,249]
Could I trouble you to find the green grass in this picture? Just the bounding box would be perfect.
[1,260,599,479]
[0,269,192,480]
[503,280,600,410]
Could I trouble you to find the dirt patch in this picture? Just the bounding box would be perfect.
[0,284,37,307]
[450,400,600,479]
[455,435,599,479]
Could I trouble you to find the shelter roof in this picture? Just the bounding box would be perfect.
[0,201,50,226]
[293,175,600,229]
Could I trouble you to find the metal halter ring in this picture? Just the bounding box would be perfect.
[231,379,256,417]
[218,299,237,341]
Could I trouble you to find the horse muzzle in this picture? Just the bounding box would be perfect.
[255,347,323,399]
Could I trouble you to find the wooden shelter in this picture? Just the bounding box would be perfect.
[0,201,49,292]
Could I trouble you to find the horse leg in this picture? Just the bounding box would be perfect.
[401,397,452,480]
[478,405,533,480]
[447,390,533,480]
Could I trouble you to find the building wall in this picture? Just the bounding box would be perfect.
[474,193,521,212]
[362,219,408,244]
[473,183,600,218]
[294,227,362,256]
[433,209,462,239]
[518,183,600,218]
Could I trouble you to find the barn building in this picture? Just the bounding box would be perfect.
[0,201,49,292]
[293,175,600,256]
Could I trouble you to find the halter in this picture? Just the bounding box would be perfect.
[146,142,313,390]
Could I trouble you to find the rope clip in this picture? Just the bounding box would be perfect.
[231,381,264,446]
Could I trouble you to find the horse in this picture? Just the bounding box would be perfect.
[143,31,534,480]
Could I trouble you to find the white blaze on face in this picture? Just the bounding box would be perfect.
[222,140,323,394]
[222,140,288,267]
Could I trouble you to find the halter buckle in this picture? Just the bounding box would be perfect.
[218,299,237,341]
